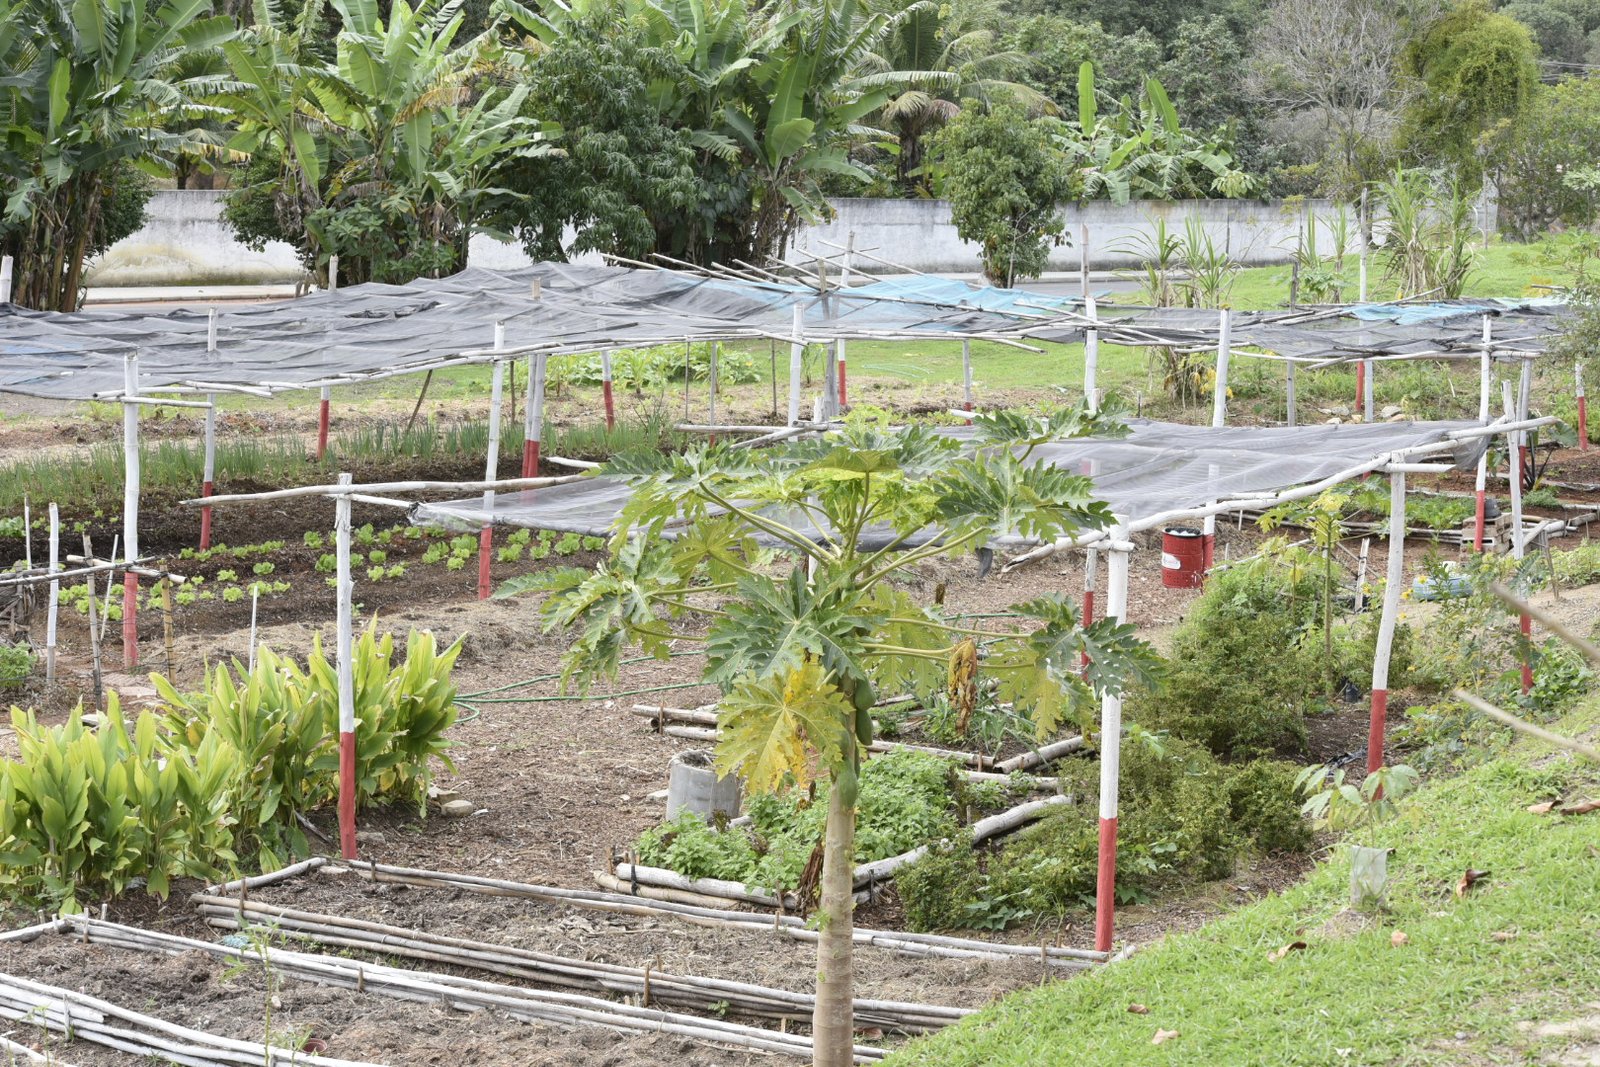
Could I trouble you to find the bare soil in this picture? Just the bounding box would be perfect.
[4,397,1599,1066]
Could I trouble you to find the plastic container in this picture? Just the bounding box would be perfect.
[666,750,742,821]
[1161,526,1206,588]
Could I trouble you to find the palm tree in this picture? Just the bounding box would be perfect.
[862,0,1042,195]
[0,0,234,309]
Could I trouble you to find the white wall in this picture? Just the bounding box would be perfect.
[87,189,1357,286]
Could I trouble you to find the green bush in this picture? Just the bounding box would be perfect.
[896,739,1309,931]
[636,812,759,882]
[1131,555,1322,758]
[0,643,34,687]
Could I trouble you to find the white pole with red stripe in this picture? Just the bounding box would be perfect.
[787,305,804,427]
[1362,358,1375,423]
[1083,296,1099,416]
[1577,363,1588,452]
[334,471,357,860]
[836,338,848,410]
[1093,526,1131,953]
[477,325,505,601]
[1202,309,1231,571]
[1367,467,1406,775]
[200,310,218,550]
[1504,381,1533,694]
[600,349,616,433]
[316,386,331,461]
[527,352,547,474]
[1473,317,1491,551]
[1080,547,1097,677]
[121,353,141,667]
[45,503,58,684]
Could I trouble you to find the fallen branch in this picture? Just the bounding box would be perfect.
[1453,690,1600,763]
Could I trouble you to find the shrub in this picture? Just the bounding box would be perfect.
[1131,552,1322,758]
[1225,759,1314,854]
[896,843,984,932]
[0,643,35,688]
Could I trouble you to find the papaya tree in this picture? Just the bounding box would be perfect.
[500,406,1158,1067]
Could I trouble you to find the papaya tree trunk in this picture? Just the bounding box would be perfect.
[812,764,858,1067]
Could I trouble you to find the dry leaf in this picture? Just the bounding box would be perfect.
[1490,930,1516,942]
[1527,800,1556,815]
[1390,930,1409,946]
[1560,799,1600,816]
[1127,1003,1150,1015]
[1267,941,1308,962]
[1456,868,1490,898]
[1152,1029,1180,1045]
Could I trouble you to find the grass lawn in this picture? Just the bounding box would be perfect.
[885,697,1600,1067]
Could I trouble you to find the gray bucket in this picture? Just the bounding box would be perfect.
[666,750,742,821]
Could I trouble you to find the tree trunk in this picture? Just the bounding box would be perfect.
[811,765,858,1067]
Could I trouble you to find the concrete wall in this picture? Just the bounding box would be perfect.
[87,189,1350,286]
[792,197,1346,275]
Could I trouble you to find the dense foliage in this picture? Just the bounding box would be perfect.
[0,628,461,911]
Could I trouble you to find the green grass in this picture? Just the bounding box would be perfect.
[886,697,1600,1067]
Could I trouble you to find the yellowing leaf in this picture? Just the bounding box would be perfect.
[714,661,856,793]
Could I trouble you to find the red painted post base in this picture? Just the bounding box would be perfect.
[200,480,215,550]
[477,526,493,600]
[122,571,139,667]
[316,399,331,461]
[338,730,357,860]
[602,380,616,432]
[1094,816,1118,953]
[1473,489,1486,552]
[1355,361,1366,416]
[1521,612,1534,693]
[1367,688,1389,775]
[838,362,848,409]
[1579,396,1589,451]
[520,439,537,479]
[1081,588,1095,674]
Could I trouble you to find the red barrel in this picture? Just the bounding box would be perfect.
[1162,527,1206,588]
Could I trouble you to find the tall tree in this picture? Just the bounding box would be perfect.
[1399,0,1539,185]
[1483,75,1600,240]
[0,0,233,309]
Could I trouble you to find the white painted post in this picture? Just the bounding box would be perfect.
[1367,468,1406,775]
[21,496,30,570]
[45,504,59,683]
[1080,547,1098,676]
[121,353,141,667]
[1083,296,1099,416]
[0,255,12,302]
[1473,317,1492,551]
[1363,359,1375,423]
[328,254,340,291]
[1358,187,1370,303]
[787,304,804,426]
[708,341,719,426]
[335,472,357,860]
[1210,309,1231,429]
[1577,362,1589,451]
[528,352,547,473]
[1504,381,1533,694]
[1093,525,1131,953]
[201,308,219,549]
[478,325,505,601]
[1079,224,1090,301]
[248,584,259,673]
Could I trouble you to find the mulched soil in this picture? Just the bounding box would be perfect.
[4,407,1599,1066]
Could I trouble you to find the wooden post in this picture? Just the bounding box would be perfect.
[316,386,332,460]
[160,578,175,677]
[1083,296,1099,416]
[248,582,259,673]
[1368,469,1406,775]
[787,305,804,427]
[1577,363,1588,452]
[1504,382,1532,694]
[1473,317,1492,551]
[22,496,30,570]
[962,339,973,422]
[478,327,505,601]
[708,341,719,439]
[45,504,58,684]
[121,353,140,667]
[600,349,616,432]
[81,535,103,707]
[1355,360,1366,418]
[334,472,357,860]
[1093,527,1131,953]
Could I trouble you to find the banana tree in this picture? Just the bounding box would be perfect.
[0,0,234,309]
[502,406,1159,1067]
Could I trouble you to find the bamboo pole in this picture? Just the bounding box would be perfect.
[0,1033,83,1066]
[853,795,1070,885]
[1453,690,1600,762]
[181,473,583,507]
[56,918,886,1062]
[1367,469,1406,775]
[478,333,505,601]
[1094,523,1131,954]
[81,534,103,707]
[787,305,804,427]
[121,353,140,667]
